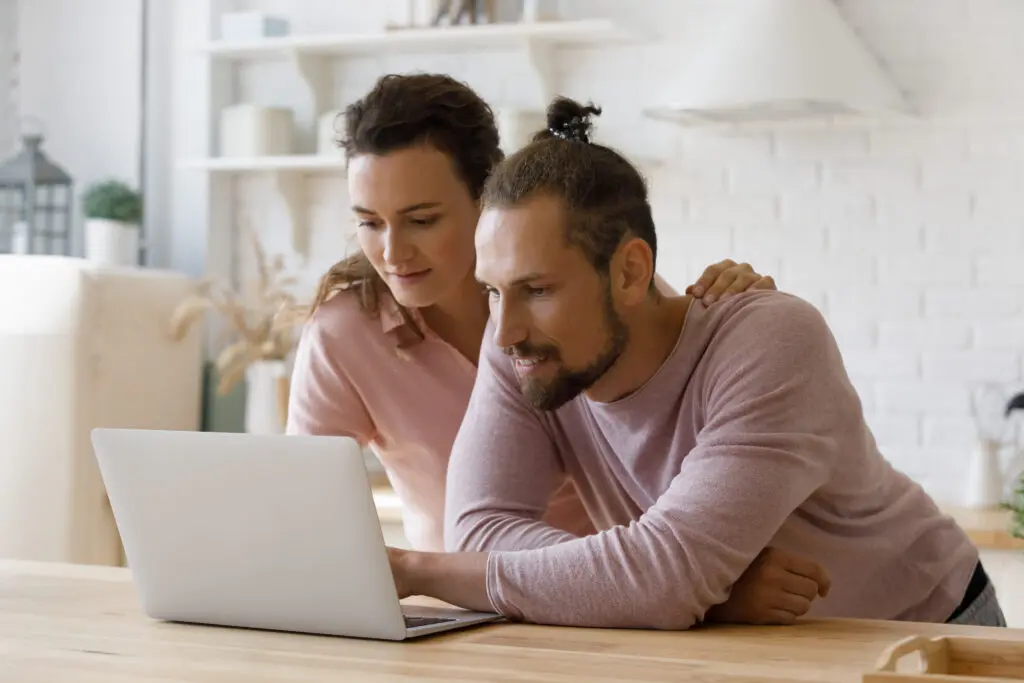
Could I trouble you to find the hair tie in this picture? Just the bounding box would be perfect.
[550,116,589,143]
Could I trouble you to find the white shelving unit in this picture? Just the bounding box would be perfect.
[179,11,642,263]
[179,155,346,256]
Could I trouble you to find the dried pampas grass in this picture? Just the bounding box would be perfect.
[168,227,305,395]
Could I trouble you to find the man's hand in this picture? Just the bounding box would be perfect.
[387,547,415,599]
[704,547,831,626]
[686,259,777,304]
[386,546,494,613]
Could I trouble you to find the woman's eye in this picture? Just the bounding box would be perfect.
[409,215,439,226]
[527,286,549,297]
[357,220,380,229]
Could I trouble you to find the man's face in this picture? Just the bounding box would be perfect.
[475,194,628,411]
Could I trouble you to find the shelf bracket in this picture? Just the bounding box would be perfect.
[272,170,309,261]
[289,51,331,121]
[524,39,557,107]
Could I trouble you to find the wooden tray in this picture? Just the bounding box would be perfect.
[863,634,1024,682]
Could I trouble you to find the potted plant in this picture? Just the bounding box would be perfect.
[168,228,303,434]
[82,179,142,267]
[1005,478,1024,539]
[1003,391,1024,539]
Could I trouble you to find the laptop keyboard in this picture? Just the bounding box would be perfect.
[405,615,457,629]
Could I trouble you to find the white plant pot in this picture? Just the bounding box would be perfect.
[84,218,138,267]
[244,359,289,435]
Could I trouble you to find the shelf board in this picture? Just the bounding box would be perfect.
[196,19,638,59]
[179,155,345,172]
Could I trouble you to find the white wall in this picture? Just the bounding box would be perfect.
[0,0,17,157]
[15,0,141,254]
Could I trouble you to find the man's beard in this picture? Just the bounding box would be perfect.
[505,287,629,411]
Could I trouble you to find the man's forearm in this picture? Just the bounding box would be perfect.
[403,550,494,613]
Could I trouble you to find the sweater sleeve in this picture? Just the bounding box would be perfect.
[481,297,853,628]
[444,324,580,553]
[285,312,377,445]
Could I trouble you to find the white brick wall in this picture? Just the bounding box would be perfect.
[232,0,1024,505]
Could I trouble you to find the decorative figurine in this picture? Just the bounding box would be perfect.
[432,0,495,26]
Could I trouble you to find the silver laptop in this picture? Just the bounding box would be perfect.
[91,428,502,641]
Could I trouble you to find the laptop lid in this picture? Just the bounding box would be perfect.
[91,428,408,640]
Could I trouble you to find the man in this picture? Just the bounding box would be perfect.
[386,98,1004,629]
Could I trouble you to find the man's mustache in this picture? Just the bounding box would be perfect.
[503,343,560,360]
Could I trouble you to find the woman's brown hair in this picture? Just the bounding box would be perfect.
[310,74,504,329]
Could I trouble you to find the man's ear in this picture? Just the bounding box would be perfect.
[612,236,655,306]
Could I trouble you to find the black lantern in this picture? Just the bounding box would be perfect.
[0,133,74,255]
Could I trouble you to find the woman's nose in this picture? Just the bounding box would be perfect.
[382,227,412,264]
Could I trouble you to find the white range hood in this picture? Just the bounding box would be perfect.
[644,0,910,125]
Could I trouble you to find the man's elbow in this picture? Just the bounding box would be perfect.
[647,613,701,631]
[635,595,704,631]
[638,575,730,630]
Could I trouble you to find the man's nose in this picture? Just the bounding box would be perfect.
[492,299,527,350]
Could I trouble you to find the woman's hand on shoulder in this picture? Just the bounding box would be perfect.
[686,259,776,304]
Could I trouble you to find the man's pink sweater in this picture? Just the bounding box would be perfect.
[444,291,979,629]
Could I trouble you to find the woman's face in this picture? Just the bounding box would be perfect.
[347,144,481,310]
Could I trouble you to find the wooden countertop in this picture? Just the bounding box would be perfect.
[4,560,1024,683]
[372,486,1024,550]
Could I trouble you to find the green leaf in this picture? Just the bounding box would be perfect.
[82,179,143,224]
[1005,472,1024,539]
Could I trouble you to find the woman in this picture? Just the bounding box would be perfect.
[285,73,775,553]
